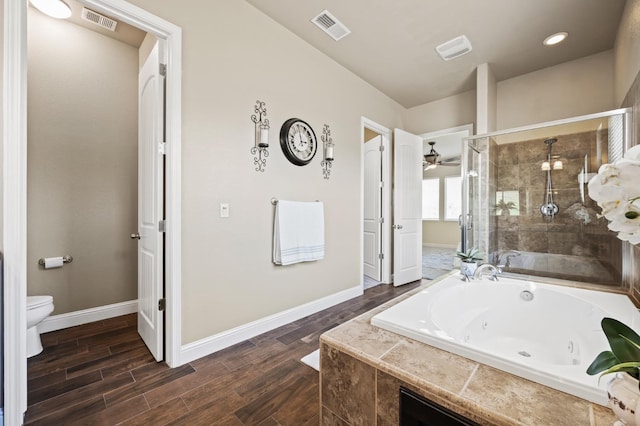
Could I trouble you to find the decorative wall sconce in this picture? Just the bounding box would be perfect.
[320,124,334,179]
[250,100,270,172]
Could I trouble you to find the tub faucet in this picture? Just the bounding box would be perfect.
[473,264,500,281]
[497,250,521,272]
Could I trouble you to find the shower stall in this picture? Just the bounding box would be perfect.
[462,108,632,289]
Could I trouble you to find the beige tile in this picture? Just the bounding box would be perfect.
[321,405,350,425]
[462,365,592,425]
[323,319,404,360]
[380,339,477,394]
[321,344,375,426]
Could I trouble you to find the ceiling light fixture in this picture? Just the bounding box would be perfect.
[30,0,72,19]
[543,32,568,46]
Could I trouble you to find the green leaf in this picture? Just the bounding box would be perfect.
[602,318,640,362]
[586,350,618,375]
[599,362,640,380]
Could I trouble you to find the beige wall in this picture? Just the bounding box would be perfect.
[125,0,404,344]
[26,9,138,314]
[497,50,615,130]
[403,90,477,135]
[614,0,640,107]
[138,32,156,69]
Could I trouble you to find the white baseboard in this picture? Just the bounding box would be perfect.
[179,285,363,365]
[423,243,458,249]
[39,300,138,333]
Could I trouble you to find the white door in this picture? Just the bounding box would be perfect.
[136,41,165,361]
[363,135,382,280]
[393,129,423,286]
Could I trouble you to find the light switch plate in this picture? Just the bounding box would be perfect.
[220,203,229,218]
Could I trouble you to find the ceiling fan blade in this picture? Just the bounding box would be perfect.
[440,162,461,166]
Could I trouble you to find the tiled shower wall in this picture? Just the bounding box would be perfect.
[492,132,623,286]
[622,69,640,302]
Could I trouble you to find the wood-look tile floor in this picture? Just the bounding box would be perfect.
[25,280,422,425]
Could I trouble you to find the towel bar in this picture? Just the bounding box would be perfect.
[271,198,320,205]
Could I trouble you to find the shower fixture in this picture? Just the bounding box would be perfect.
[540,138,559,218]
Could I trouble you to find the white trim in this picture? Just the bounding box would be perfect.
[3,0,28,423]
[4,2,182,422]
[361,117,392,285]
[179,285,363,365]
[39,300,138,334]
[423,243,458,249]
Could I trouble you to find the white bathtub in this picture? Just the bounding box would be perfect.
[370,273,640,405]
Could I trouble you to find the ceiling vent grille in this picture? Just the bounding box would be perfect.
[435,35,472,61]
[81,8,118,32]
[312,10,351,41]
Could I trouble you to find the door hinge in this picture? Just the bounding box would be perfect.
[159,63,167,76]
[158,142,167,155]
[379,181,384,188]
[378,253,384,260]
[379,145,385,152]
[158,220,166,232]
[158,298,166,311]
[379,217,384,224]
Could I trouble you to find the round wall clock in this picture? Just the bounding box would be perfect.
[279,118,318,166]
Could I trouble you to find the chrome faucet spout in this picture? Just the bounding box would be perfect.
[473,263,500,281]
[498,249,522,269]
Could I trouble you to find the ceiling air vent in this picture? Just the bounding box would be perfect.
[435,35,472,61]
[81,7,118,32]
[312,10,351,41]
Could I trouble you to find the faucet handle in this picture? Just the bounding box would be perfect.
[496,264,505,274]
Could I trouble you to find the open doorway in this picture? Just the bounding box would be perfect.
[4,1,182,422]
[361,118,392,289]
[26,1,165,360]
[420,125,472,279]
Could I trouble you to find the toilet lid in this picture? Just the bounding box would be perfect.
[27,295,53,309]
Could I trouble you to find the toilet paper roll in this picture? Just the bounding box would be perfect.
[44,257,64,269]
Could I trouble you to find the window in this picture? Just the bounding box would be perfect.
[444,176,462,221]
[422,178,439,220]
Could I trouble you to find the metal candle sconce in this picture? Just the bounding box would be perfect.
[320,124,334,179]
[250,100,270,172]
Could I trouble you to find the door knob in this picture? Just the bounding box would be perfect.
[393,225,403,230]
[130,233,141,240]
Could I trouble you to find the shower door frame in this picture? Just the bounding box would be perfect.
[461,107,633,289]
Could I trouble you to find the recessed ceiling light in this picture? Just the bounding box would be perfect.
[543,32,568,46]
[30,0,72,19]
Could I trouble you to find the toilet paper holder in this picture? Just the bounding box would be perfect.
[38,255,73,266]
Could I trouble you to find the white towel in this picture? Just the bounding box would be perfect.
[273,200,325,265]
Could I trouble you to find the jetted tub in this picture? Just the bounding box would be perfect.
[370,273,640,405]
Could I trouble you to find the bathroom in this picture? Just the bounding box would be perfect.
[3,0,640,424]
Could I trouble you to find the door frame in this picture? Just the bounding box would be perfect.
[360,117,392,285]
[3,0,182,423]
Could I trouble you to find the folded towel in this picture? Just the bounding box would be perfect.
[273,200,324,265]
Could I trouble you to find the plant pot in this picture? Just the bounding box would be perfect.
[460,261,478,277]
[607,373,640,425]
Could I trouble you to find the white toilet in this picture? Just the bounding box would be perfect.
[27,295,54,358]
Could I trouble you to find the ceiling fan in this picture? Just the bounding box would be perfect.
[423,141,461,170]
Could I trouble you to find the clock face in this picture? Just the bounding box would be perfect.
[279,118,317,166]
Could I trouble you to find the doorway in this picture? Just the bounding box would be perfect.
[361,118,392,288]
[419,124,472,280]
[3,1,182,423]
